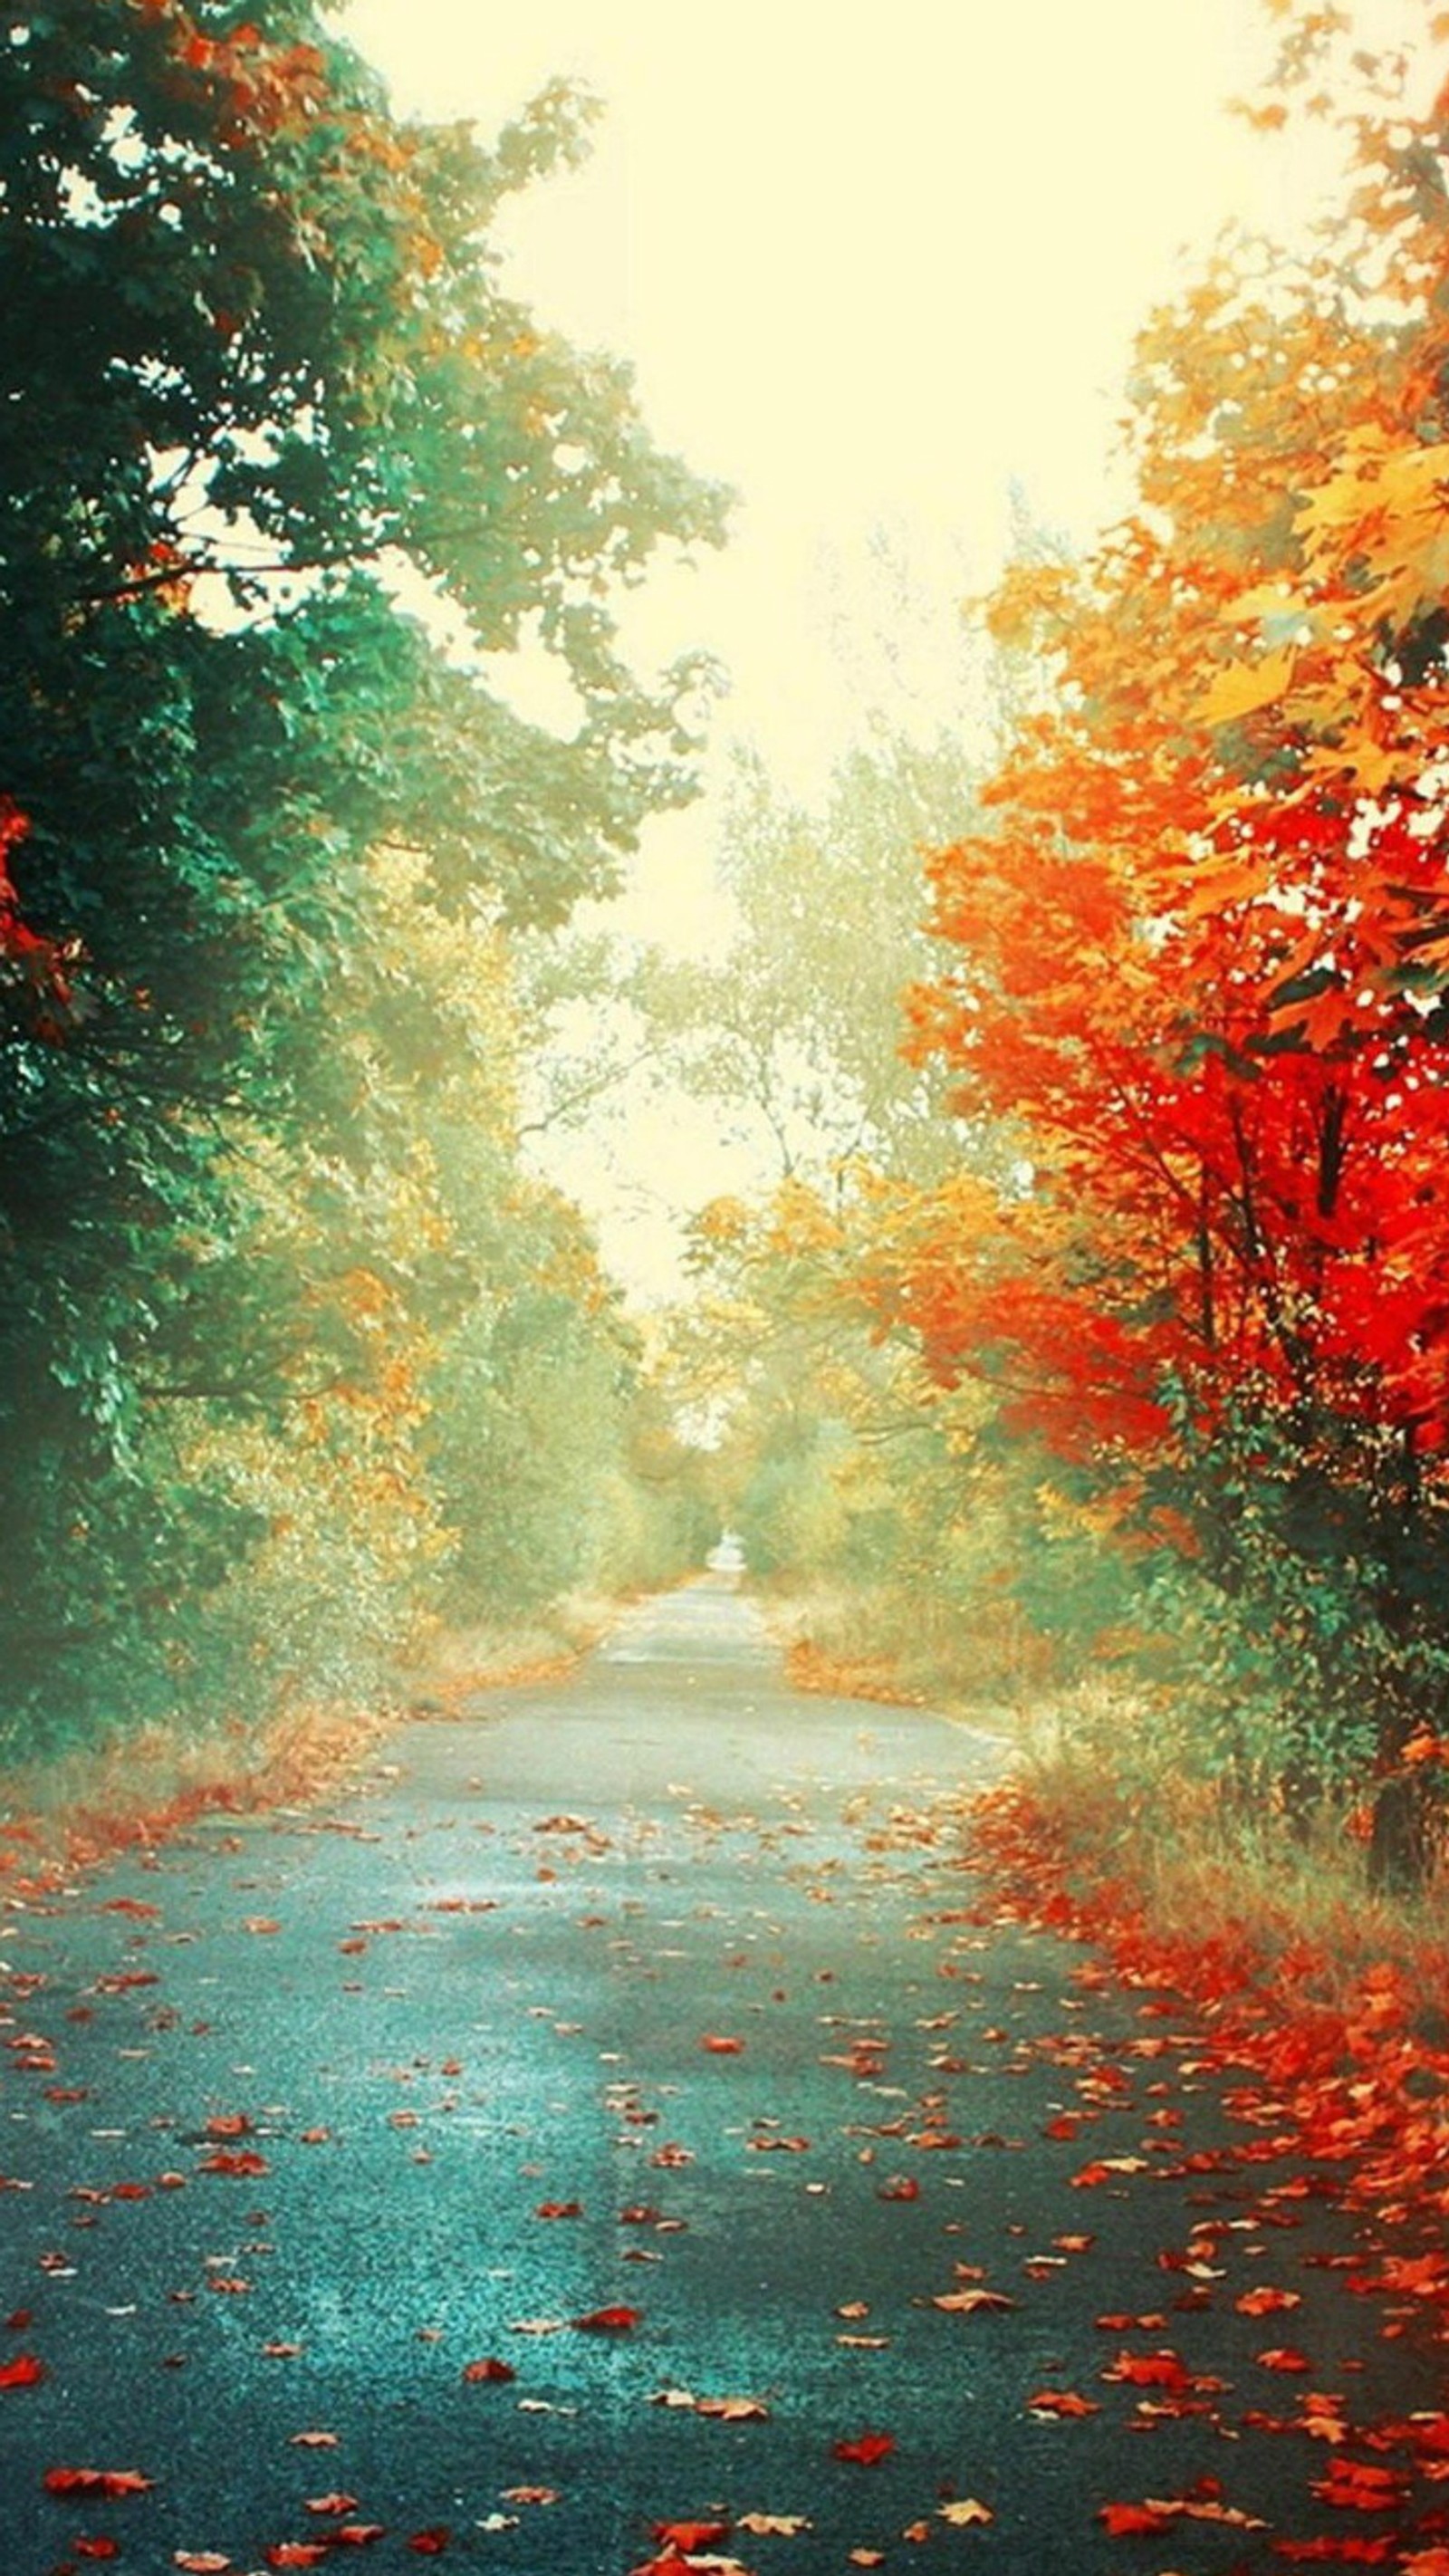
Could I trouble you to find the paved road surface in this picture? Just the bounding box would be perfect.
[0,1578,1441,2573]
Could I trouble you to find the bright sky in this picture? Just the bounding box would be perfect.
[337,0,1399,1296]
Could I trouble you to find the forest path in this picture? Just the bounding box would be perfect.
[0,1576,1442,2574]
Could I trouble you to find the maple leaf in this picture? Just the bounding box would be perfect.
[571,2304,640,2331]
[461,2358,514,2383]
[44,2468,154,2497]
[264,2550,328,2571]
[534,2200,581,2219]
[736,2514,811,2536]
[406,2533,450,2556]
[700,2034,744,2052]
[1027,2389,1099,2418]
[653,2521,730,2552]
[832,2431,895,2465]
[1098,2503,1174,2535]
[304,2494,358,2515]
[1102,2349,1193,2389]
[174,2557,232,2573]
[929,2288,1016,2313]
[0,2350,45,2388]
[939,2499,993,2526]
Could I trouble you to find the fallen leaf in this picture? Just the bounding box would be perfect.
[461,2359,515,2384]
[0,2351,45,2388]
[939,2499,993,2527]
[571,2305,640,2332]
[44,2468,154,2497]
[833,2432,895,2466]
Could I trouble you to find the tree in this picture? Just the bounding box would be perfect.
[0,0,725,1750]
[883,5,1449,1805]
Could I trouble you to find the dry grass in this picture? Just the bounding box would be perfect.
[1019,1673,1449,2023]
[765,1581,1029,1731]
[0,1593,623,1890]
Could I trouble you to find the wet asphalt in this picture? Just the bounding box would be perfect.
[0,1576,1444,2576]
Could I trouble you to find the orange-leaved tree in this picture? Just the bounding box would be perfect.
[881,5,1449,1820]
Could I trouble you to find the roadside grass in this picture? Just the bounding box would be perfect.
[1015,1677,1449,2028]
[770,1580,1449,2025]
[0,1592,620,1889]
[761,1577,1045,1722]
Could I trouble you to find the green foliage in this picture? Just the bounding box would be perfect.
[0,0,724,1761]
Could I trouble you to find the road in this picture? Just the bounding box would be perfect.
[0,1575,1443,2574]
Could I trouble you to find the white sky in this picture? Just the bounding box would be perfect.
[338,0,1410,1297]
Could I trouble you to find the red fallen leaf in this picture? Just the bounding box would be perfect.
[304,2494,359,2515]
[1272,2542,1396,2563]
[1312,2459,1406,2511]
[1099,2504,1175,2535]
[877,2176,919,2202]
[205,2114,252,2138]
[0,2350,44,2388]
[44,2468,154,2497]
[1027,2389,1100,2418]
[649,2144,694,2167]
[461,2359,515,2384]
[1400,2555,1449,2576]
[408,2530,450,2554]
[1102,2350,1192,2390]
[571,2306,640,2332]
[174,2555,232,2572]
[653,2522,730,2551]
[833,2432,895,2465]
[5,2309,34,2328]
[328,2531,385,2550]
[699,2035,744,2053]
[535,2201,581,2220]
[1258,2347,1312,2372]
[198,2150,270,2177]
[1237,2286,1301,2316]
[748,2136,810,2153]
[266,2550,329,2571]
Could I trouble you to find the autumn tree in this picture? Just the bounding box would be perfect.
[0,0,724,1751]
[882,8,1449,1813]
